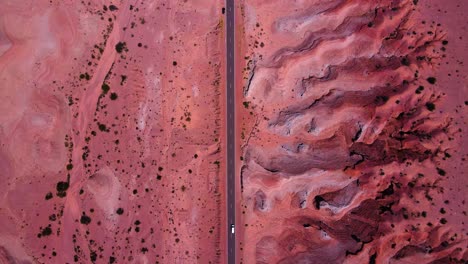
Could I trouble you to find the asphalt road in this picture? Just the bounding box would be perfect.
[226,0,236,263]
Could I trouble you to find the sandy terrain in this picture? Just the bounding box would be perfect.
[0,0,226,263]
[237,0,468,263]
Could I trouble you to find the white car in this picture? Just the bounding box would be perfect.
[230,224,235,234]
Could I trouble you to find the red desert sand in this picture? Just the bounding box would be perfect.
[0,1,226,263]
[0,0,467,264]
[237,0,467,263]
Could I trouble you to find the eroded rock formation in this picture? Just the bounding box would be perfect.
[238,0,467,263]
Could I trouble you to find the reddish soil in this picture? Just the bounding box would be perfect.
[237,0,467,263]
[0,1,226,263]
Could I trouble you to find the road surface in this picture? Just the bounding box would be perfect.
[226,0,236,263]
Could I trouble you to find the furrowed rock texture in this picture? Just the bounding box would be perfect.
[238,0,467,263]
[0,0,225,263]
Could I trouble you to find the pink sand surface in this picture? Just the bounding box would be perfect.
[1,0,467,263]
[0,1,226,263]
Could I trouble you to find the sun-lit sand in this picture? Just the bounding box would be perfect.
[0,0,466,263]
[0,1,226,263]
